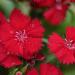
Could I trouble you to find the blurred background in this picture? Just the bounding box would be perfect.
[0,0,31,17]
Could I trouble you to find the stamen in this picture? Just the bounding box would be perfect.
[65,39,75,50]
[15,30,27,43]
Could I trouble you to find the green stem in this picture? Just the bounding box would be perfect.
[20,64,29,74]
[8,68,18,75]
[43,38,48,44]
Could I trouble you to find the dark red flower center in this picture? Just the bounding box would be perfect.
[27,53,45,66]
[15,30,27,43]
[65,39,75,50]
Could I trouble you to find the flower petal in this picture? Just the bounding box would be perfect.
[1,55,22,68]
[66,26,75,41]
[26,68,38,75]
[48,33,64,53]
[0,43,7,62]
[4,38,23,55]
[23,37,42,59]
[10,8,30,30]
[27,19,45,38]
[40,63,63,75]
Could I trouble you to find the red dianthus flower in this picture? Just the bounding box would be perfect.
[0,42,22,68]
[0,9,44,60]
[44,4,68,25]
[26,63,63,75]
[43,0,69,25]
[48,26,75,64]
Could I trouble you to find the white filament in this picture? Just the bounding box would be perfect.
[65,39,75,50]
[15,30,27,43]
